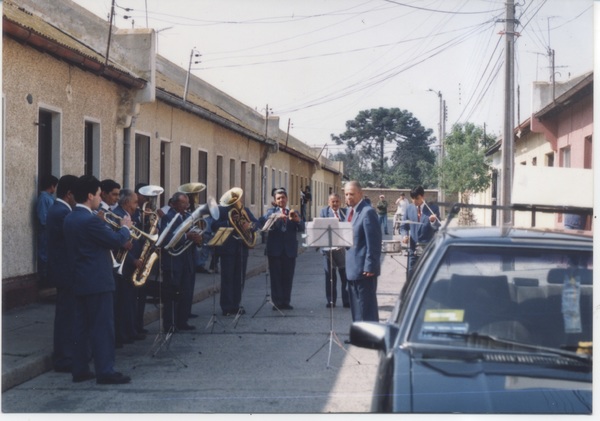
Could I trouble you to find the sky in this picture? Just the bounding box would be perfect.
[71,0,594,157]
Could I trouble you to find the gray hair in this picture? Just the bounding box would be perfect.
[118,188,136,207]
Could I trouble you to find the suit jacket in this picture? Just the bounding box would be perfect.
[63,205,131,296]
[319,206,347,221]
[46,199,72,288]
[345,200,382,281]
[401,202,441,248]
[211,205,259,256]
[258,206,305,258]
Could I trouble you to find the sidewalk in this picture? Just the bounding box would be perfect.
[1,243,271,392]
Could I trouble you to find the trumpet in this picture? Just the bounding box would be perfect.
[104,210,160,243]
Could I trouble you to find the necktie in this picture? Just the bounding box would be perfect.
[417,205,421,222]
[347,208,354,222]
[333,209,339,220]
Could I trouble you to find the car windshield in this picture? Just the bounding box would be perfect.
[409,246,593,354]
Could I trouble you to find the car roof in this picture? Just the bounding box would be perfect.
[440,226,593,247]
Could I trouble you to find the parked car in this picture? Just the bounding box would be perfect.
[350,207,593,414]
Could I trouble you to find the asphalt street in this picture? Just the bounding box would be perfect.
[1,231,408,414]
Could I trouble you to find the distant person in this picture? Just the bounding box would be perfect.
[564,213,586,230]
[394,193,409,235]
[344,181,381,323]
[319,193,350,309]
[37,174,58,285]
[401,186,441,276]
[300,185,312,221]
[376,194,389,235]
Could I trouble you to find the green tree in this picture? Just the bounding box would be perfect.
[332,107,435,187]
[437,122,494,203]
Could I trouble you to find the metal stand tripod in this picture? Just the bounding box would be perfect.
[205,246,227,333]
[305,226,359,368]
[252,228,284,317]
[147,266,188,367]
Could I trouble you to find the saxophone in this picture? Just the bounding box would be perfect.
[131,213,159,287]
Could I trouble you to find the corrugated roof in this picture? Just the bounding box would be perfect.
[3,0,141,82]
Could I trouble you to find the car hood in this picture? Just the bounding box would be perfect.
[397,353,592,413]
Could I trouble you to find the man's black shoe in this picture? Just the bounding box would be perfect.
[344,339,351,344]
[177,324,196,331]
[280,304,294,310]
[196,267,210,274]
[97,372,131,385]
[343,303,351,308]
[326,303,336,308]
[188,314,199,318]
[72,371,95,383]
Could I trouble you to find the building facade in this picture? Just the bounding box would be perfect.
[2,0,343,309]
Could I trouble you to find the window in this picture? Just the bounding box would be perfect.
[135,133,150,185]
[262,166,268,205]
[560,146,571,168]
[531,157,537,166]
[160,141,170,207]
[240,161,247,194]
[180,145,191,184]
[545,152,554,167]
[84,121,100,177]
[584,136,592,169]
[216,155,223,199]
[198,150,208,203]
[230,158,236,189]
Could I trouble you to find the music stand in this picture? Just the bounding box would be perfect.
[303,218,359,368]
[252,222,285,317]
[145,256,188,368]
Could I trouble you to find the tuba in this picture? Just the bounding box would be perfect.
[220,187,257,248]
[164,197,219,256]
[178,182,206,211]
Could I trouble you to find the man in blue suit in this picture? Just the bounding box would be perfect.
[212,190,259,316]
[401,186,441,276]
[319,193,350,308]
[344,181,381,322]
[47,174,78,373]
[63,175,133,385]
[159,192,202,331]
[258,188,305,310]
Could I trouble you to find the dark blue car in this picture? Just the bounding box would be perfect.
[350,219,593,413]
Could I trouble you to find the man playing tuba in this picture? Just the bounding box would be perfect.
[211,188,259,316]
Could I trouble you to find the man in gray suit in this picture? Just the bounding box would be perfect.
[344,181,382,322]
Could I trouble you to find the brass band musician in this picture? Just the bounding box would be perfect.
[211,188,259,316]
[258,188,305,310]
[158,192,202,331]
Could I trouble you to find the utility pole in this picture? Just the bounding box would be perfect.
[183,48,201,103]
[500,0,518,225]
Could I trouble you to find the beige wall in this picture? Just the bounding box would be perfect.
[2,37,129,279]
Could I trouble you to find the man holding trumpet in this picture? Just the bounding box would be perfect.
[258,188,305,311]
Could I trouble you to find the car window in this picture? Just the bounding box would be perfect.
[409,246,593,352]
